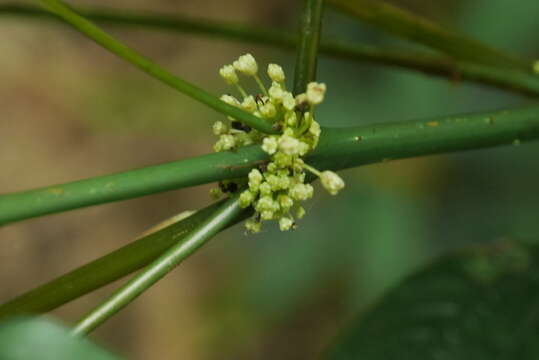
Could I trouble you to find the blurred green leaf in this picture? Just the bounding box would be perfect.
[326,238,539,359]
[0,317,120,360]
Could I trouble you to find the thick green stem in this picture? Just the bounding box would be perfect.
[3,5,539,96]
[71,194,242,336]
[0,201,250,319]
[36,0,275,134]
[329,0,532,72]
[293,0,324,94]
[2,105,539,225]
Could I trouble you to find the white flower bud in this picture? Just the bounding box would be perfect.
[239,190,255,208]
[267,63,285,82]
[233,53,258,76]
[295,93,308,107]
[218,134,236,151]
[278,194,294,209]
[268,82,284,102]
[241,95,257,113]
[220,94,240,106]
[306,82,326,105]
[279,217,294,231]
[296,206,306,219]
[212,121,228,135]
[289,183,313,201]
[245,218,262,233]
[219,64,239,84]
[260,102,276,118]
[278,134,301,156]
[320,171,345,195]
[282,92,296,111]
[285,112,297,126]
[259,182,272,196]
[261,210,274,220]
[298,141,310,156]
[248,169,263,190]
[261,136,278,155]
[256,196,274,211]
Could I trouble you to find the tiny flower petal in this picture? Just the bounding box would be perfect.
[268,82,284,102]
[278,134,301,156]
[239,190,255,208]
[260,102,277,118]
[241,95,257,113]
[220,94,240,106]
[282,92,296,111]
[245,218,262,233]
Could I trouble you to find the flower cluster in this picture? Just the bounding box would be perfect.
[212,53,345,232]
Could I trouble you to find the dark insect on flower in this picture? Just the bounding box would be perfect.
[254,212,262,222]
[257,162,269,173]
[219,181,238,193]
[255,94,267,105]
[231,121,251,132]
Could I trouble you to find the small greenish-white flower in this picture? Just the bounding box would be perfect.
[219,134,236,151]
[296,206,306,219]
[248,169,263,190]
[295,93,308,107]
[209,187,223,199]
[260,102,277,118]
[261,136,278,155]
[285,112,297,126]
[320,170,345,195]
[278,194,294,209]
[259,182,272,196]
[239,190,255,208]
[241,96,257,113]
[268,82,284,102]
[267,63,285,82]
[274,152,293,167]
[277,175,290,190]
[212,121,228,136]
[233,53,258,76]
[289,183,313,201]
[266,174,281,190]
[245,218,262,233]
[306,82,326,105]
[309,120,321,137]
[279,217,294,231]
[298,141,310,156]
[256,195,274,211]
[282,92,296,111]
[261,210,274,220]
[219,64,238,84]
[220,94,240,106]
[278,134,301,156]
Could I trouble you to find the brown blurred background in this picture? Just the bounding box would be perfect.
[1,0,539,358]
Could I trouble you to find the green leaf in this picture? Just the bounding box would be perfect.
[325,239,539,359]
[0,317,120,359]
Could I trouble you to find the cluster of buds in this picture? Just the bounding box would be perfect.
[212,53,345,233]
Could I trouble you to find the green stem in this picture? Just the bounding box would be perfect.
[71,194,242,336]
[0,201,250,320]
[293,0,324,95]
[36,0,276,134]
[329,0,532,71]
[4,5,539,96]
[2,105,539,225]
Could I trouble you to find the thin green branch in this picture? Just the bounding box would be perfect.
[0,201,250,319]
[36,0,276,134]
[329,0,533,72]
[3,4,539,96]
[2,105,539,225]
[293,0,324,94]
[71,194,242,336]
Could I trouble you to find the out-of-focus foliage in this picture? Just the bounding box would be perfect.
[326,238,539,359]
[0,317,120,359]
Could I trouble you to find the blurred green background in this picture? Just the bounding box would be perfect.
[1,0,539,358]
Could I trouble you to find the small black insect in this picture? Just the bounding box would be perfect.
[255,94,267,105]
[254,212,262,222]
[231,121,251,132]
[218,181,238,193]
